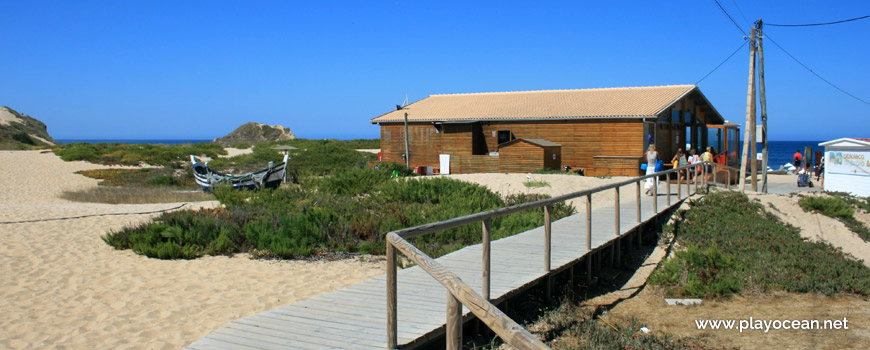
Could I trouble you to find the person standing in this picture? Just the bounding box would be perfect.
[702,147,714,182]
[672,148,688,182]
[644,145,658,195]
[793,150,803,172]
[687,149,700,183]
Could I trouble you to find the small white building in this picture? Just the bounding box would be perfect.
[819,138,870,197]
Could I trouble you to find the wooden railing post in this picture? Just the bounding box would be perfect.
[446,292,462,350]
[614,186,620,265]
[543,205,552,300]
[636,180,641,224]
[544,206,551,272]
[585,194,592,284]
[653,177,658,213]
[687,171,691,197]
[482,218,491,301]
[387,243,398,349]
[585,194,592,251]
[678,170,682,199]
[727,169,731,190]
[713,165,718,188]
[666,172,671,206]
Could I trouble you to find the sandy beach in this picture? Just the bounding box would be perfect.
[2,151,865,349]
[0,150,385,349]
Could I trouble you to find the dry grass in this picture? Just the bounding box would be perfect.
[61,186,213,204]
[606,289,869,350]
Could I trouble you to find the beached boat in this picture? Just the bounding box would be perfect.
[189,154,289,191]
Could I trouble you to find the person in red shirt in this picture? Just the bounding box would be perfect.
[793,150,803,171]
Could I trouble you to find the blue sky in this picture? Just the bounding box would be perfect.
[1,1,867,141]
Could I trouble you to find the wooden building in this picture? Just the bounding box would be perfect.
[498,138,561,173]
[371,85,727,176]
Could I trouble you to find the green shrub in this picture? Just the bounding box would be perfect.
[105,176,575,260]
[229,142,252,149]
[799,196,854,220]
[799,195,870,242]
[375,162,414,176]
[651,245,742,298]
[54,142,225,167]
[12,132,35,145]
[316,168,390,196]
[649,191,870,297]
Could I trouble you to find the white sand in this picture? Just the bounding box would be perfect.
[220,146,254,158]
[749,192,870,267]
[444,173,691,212]
[0,107,22,126]
[0,150,385,349]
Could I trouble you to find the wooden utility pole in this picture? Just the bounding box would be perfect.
[403,112,410,168]
[739,26,757,192]
[758,19,769,193]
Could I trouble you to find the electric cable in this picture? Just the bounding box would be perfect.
[766,15,869,27]
[764,32,870,106]
[713,0,748,36]
[695,39,750,85]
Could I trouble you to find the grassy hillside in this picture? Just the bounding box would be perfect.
[0,106,55,149]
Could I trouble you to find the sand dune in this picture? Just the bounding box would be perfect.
[0,150,385,350]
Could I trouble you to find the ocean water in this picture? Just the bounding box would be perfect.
[758,141,824,170]
[55,139,211,145]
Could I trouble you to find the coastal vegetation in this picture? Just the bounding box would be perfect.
[649,191,870,298]
[56,138,381,204]
[523,179,550,188]
[102,169,574,259]
[799,194,870,242]
[53,142,226,166]
[0,106,55,149]
[62,168,212,204]
[530,306,716,349]
[89,138,570,260]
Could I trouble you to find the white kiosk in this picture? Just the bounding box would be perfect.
[819,138,870,197]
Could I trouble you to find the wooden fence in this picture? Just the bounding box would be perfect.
[384,161,732,349]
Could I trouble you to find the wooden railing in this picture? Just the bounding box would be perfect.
[385,162,716,350]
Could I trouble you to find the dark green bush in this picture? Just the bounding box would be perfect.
[104,175,575,260]
[799,196,854,220]
[12,132,35,145]
[649,191,870,297]
[54,142,225,167]
[229,142,252,149]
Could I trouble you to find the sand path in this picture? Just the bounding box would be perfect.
[0,150,384,349]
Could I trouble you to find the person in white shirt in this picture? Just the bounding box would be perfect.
[687,149,700,183]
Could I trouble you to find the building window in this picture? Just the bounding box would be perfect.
[497,130,513,144]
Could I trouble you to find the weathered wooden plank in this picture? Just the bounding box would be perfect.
[225,319,385,348]
[186,336,247,350]
[188,179,692,350]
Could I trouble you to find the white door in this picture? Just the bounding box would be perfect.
[439,154,450,174]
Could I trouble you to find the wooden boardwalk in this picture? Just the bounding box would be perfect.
[186,182,694,350]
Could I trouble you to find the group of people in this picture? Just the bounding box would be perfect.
[643,145,714,195]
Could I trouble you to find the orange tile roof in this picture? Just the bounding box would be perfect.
[372,85,704,123]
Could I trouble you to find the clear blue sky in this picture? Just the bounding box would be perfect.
[1,1,867,141]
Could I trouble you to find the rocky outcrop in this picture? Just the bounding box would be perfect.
[0,106,55,149]
[212,122,296,146]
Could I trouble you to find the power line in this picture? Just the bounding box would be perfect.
[763,32,870,106]
[695,39,750,85]
[713,0,748,36]
[730,0,753,26]
[766,15,869,27]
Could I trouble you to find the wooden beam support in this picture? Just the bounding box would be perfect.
[387,243,398,349]
[482,219,491,301]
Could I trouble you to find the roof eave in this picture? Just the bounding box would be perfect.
[372,115,651,124]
